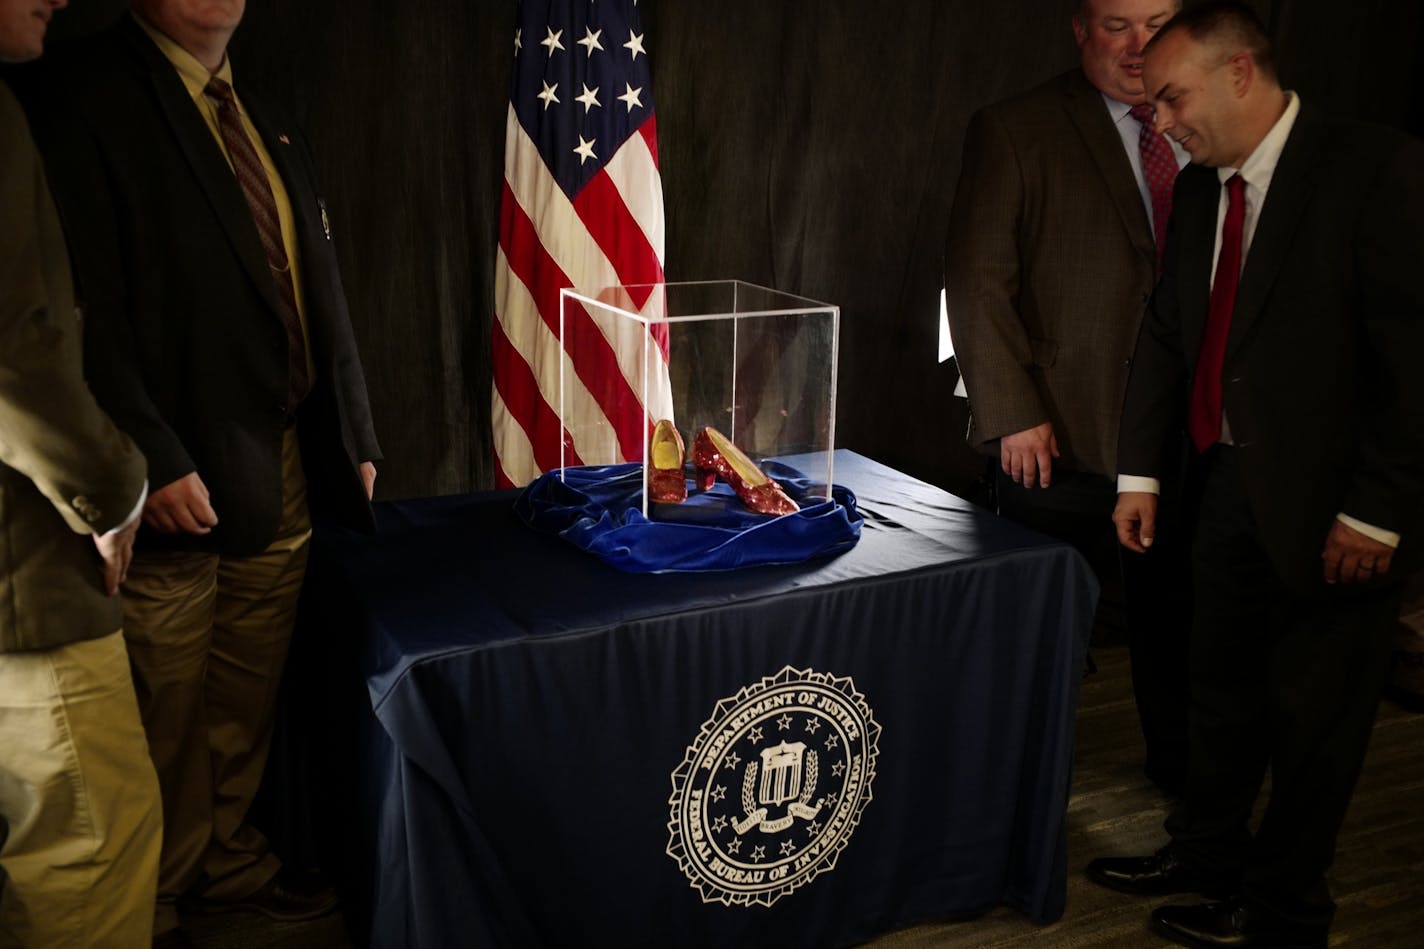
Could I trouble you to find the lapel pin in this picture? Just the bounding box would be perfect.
[278,133,291,145]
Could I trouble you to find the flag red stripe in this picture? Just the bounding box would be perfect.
[491,314,582,476]
[638,114,659,168]
[572,174,661,311]
[500,182,649,463]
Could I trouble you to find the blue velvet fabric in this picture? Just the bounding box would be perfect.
[513,461,862,572]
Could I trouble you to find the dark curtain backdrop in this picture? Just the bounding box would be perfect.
[41,1,1424,501]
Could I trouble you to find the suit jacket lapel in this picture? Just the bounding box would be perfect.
[122,18,279,317]
[1062,71,1157,268]
[1226,105,1321,361]
[1175,166,1219,367]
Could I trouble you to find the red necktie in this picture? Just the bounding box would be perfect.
[1129,103,1176,269]
[1189,174,1246,452]
[204,77,310,415]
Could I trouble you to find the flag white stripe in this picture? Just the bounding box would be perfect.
[504,114,672,432]
[604,129,665,266]
[495,248,626,469]
[490,388,537,483]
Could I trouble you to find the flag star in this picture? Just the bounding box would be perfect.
[537,81,560,110]
[541,26,565,54]
[577,26,604,56]
[617,82,643,113]
[747,726,764,745]
[575,83,601,113]
[751,845,766,862]
[711,784,727,803]
[780,839,797,856]
[624,30,647,60]
[724,750,741,770]
[727,837,742,855]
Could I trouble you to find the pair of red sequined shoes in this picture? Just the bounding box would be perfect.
[648,420,799,516]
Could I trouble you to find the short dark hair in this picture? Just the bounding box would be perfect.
[1147,1,1278,80]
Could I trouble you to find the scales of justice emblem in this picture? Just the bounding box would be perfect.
[666,667,880,907]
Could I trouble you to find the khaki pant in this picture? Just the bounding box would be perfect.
[122,430,310,935]
[0,630,162,949]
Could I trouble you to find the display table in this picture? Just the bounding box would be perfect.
[275,451,1095,948]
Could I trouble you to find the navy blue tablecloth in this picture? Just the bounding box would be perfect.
[276,451,1095,948]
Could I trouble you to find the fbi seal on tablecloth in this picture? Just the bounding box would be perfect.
[666,666,880,907]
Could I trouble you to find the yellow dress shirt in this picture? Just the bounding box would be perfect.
[135,15,315,379]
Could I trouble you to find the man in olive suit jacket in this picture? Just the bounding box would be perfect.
[0,1,160,945]
[25,0,382,940]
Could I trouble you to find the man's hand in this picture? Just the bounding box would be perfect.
[93,518,140,596]
[143,472,219,535]
[1001,421,1060,489]
[1322,519,1394,585]
[1113,491,1159,553]
[359,461,377,501]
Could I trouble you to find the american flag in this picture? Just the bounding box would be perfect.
[493,0,672,488]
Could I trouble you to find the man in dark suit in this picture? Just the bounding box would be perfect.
[945,0,1191,793]
[1,1,161,944]
[28,0,381,942]
[1090,4,1424,947]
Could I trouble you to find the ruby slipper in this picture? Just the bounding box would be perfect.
[648,419,688,503]
[691,427,799,516]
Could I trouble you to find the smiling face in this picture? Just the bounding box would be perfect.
[132,0,244,33]
[1073,0,1179,105]
[1143,27,1247,168]
[0,0,66,63]
[130,0,244,69]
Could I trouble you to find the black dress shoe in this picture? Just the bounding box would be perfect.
[1086,846,1234,897]
[188,868,339,922]
[1153,898,1328,948]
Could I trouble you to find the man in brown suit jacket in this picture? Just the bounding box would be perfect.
[0,1,161,944]
[945,0,1189,792]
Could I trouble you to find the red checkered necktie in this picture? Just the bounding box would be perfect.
[1129,103,1177,269]
[1189,174,1246,453]
[203,77,310,415]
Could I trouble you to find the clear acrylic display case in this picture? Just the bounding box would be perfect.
[559,280,840,518]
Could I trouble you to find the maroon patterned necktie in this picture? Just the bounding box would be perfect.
[1189,174,1246,453]
[203,77,309,415]
[1129,103,1176,269]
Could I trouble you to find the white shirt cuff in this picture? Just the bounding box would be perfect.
[105,480,148,535]
[1117,475,1161,495]
[1336,513,1400,548]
